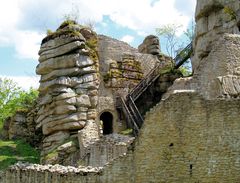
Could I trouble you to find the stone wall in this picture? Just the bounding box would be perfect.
[4,93,239,183]
[103,54,143,93]
[0,163,102,183]
[1,106,41,147]
[78,134,134,167]
[132,92,240,182]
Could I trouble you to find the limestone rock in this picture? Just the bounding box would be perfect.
[40,67,81,82]
[39,77,72,92]
[39,41,85,63]
[53,105,76,115]
[36,54,81,75]
[57,141,77,153]
[43,131,70,143]
[55,92,76,101]
[71,73,98,87]
[193,0,240,70]
[218,75,240,97]
[43,120,86,135]
[76,95,91,107]
[39,35,85,55]
[138,35,160,55]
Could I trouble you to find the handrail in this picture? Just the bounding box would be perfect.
[118,97,139,136]
[128,96,144,126]
[128,63,161,101]
[174,43,192,69]
[116,42,192,136]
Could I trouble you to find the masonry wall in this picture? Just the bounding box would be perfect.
[2,92,240,182]
[133,92,240,183]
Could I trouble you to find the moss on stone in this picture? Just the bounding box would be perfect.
[58,20,78,30]
[120,128,133,136]
[224,6,237,20]
[44,150,58,162]
[42,29,82,45]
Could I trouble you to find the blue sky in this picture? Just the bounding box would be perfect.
[0,0,196,90]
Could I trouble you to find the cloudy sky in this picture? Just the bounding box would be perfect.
[0,0,196,90]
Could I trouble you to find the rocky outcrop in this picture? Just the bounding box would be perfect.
[138,35,160,55]
[166,0,240,99]
[36,21,100,160]
[193,0,240,70]
[1,106,42,147]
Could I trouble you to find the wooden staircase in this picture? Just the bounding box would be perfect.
[117,43,193,136]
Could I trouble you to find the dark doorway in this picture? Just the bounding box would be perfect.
[100,112,113,135]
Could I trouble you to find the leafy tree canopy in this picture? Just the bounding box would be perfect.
[0,78,38,128]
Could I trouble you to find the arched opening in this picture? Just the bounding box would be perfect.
[100,112,113,135]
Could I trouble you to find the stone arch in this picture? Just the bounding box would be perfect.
[99,111,113,135]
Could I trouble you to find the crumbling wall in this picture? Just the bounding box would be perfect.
[1,106,42,147]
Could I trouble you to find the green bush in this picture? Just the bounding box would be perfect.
[0,139,40,170]
[0,78,39,131]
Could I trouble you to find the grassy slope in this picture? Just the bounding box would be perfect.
[0,139,40,170]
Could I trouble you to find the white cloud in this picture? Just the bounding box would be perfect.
[121,35,134,44]
[13,31,44,60]
[0,0,196,60]
[0,0,44,60]
[0,75,40,91]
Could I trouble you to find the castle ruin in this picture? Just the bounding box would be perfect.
[1,0,240,182]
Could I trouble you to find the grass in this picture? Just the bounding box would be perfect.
[120,128,133,135]
[0,139,40,170]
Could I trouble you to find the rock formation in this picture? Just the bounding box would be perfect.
[138,35,161,55]
[165,0,240,99]
[1,106,41,147]
[36,21,100,161]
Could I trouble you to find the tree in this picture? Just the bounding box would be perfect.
[156,22,195,76]
[0,78,39,128]
[156,24,183,58]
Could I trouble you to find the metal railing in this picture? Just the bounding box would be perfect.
[174,42,192,69]
[116,42,192,136]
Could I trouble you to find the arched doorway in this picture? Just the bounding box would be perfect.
[100,112,113,135]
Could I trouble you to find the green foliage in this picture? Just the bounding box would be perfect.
[224,6,237,20]
[184,20,195,42]
[0,139,40,170]
[120,128,133,135]
[156,22,195,76]
[179,66,192,76]
[0,78,38,129]
[156,24,183,58]
[46,29,53,36]
[58,19,77,30]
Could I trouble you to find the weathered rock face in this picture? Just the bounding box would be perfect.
[166,0,240,99]
[36,21,100,160]
[193,0,240,70]
[138,35,160,55]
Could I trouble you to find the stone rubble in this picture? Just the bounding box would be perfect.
[8,162,102,174]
